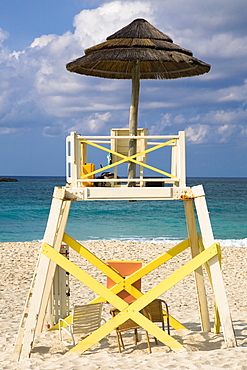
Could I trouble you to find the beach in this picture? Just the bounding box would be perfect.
[0,240,247,369]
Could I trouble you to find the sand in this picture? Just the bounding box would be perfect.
[0,240,247,369]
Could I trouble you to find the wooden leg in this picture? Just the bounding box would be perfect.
[15,187,71,361]
[184,199,211,332]
[145,331,152,353]
[134,328,138,345]
[193,185,236,348]
[116,332,123,353]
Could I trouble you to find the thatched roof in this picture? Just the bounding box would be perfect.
[66,19,210,80]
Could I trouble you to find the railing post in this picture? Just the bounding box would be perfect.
[177,131,186,187]
[70,132,81,188]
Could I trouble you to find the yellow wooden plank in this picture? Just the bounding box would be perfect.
[132,311,185,352]
[52,239,190,331]
[213,244,222,333]
[87,293,186,331]
[64,234,190,302]
[63,233,144,303]
[168,315,187,330]
[68,304,185,354]
[125,239,190,286]
[81,139,177,179]
[50,282,136,330]
[125,244,218,315]
[84,243,213,342]
[41,243,127,311]
[67,308,142,354]
[63,234,123,284]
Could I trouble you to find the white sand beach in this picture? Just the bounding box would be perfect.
[0,240,247,369]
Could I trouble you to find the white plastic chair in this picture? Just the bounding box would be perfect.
[59,302,104,346]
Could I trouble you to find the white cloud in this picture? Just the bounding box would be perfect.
[195,33,247,60]
[68,112,112,133]
[0,1,155,136]
[185,124,210,144]
[73,1,153,48]
[218,81,247,103]
[0,0,247,148]
[0,28,9,46]
[217,124,237,143]
[30,34,57,48]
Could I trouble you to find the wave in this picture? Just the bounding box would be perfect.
[215,238,247,248]
[35,236,246,247]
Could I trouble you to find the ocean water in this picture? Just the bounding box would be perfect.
[0,177,246,247]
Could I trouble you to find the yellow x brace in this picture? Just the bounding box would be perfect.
[41,234,219,354]
[80,138,177,179]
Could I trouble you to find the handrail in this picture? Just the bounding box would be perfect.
[77,135,179,140]
[66,131,186,188]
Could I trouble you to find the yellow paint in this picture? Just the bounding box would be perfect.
[125,239,189,285]
[42,243,184,354]
[80,163,95,187]
[52,237,189,331]
[41,243,128,311]
[131,312,185,352]
[63,234,123,284]
[42,241,217,353]
[80,138,177,179]
[125,244,218,314]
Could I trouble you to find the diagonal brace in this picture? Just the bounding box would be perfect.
[80,138,177,179]
[41,242,218,354]
[60,234,189,330]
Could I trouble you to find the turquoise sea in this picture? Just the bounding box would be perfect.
[0,177,246,247]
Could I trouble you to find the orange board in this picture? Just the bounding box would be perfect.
[107,261,142,303]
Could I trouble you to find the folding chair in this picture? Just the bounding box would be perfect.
[110,306,152,353]
[59,302,103,346]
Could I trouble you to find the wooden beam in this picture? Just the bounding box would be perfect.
[128,60,140,185]
[193,185,236,348]
[184,199,211,332]
[15,188,71,361]
[42,242,218,353]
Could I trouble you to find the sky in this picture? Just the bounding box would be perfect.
[0,0,247,177]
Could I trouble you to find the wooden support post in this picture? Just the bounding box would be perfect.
[192,185,236,347]
[184,199,211,332]
[14,187,71,361]
[198,236,221,334]
[128,60,140,186]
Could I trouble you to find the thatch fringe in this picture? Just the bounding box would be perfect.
[85,38,193,57]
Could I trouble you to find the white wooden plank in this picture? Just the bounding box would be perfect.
[17,187,71,361]
[193,185,236,347]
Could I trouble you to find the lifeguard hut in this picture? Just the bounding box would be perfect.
[14,128,236,360]
[14,19,236,360]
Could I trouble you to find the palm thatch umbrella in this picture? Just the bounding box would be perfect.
[66,18,210,184]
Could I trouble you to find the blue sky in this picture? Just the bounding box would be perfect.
[1,0,247,177]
